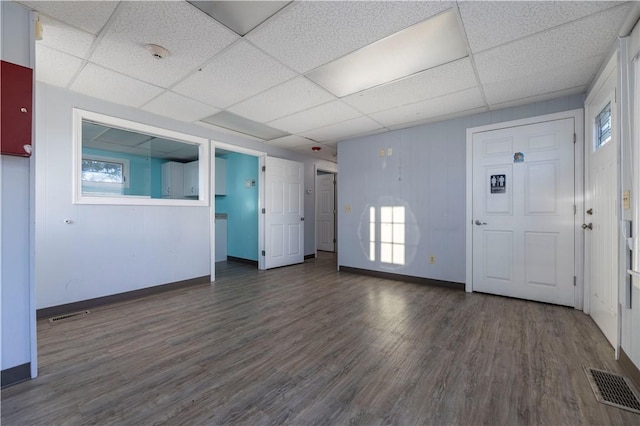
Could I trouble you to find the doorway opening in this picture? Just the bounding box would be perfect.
[212,144,264,280]
[316,170,336,254]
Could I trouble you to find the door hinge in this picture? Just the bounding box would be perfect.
[333,238,336,243]
[574,205,576,215]
[574,276,577,286]
[262,208,266,214]
[262,250,265,256]
[262,166,266,172]
[573,133,576,144]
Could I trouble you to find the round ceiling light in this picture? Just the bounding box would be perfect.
[145,44,170,59]
[311,146,322,151]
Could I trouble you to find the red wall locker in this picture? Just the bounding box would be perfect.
[1,60,33,157]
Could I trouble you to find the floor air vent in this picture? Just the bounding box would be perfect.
[49,310,90,323]
[584,367,640,414]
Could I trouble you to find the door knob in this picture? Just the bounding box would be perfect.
[586,208,593,215]
[300,217,305,221]
[582,223,593,230]
[474,220,487,226]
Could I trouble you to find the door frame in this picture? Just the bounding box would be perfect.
[210,141,267,279]
[465,109,585,310]
[314,167,337,256]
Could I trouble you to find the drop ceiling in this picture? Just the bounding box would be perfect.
[20,1,634,163]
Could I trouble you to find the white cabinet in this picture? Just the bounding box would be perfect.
[161,161,184,198]
[215,157,226,195]
[215,217,227,262]
[183,160,199,197]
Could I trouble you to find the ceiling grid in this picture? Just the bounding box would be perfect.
[17,0,635,162]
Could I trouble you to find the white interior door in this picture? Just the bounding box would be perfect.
[585,66,618,348]
[316,172,335,252]
[264,156,304,269]
[472,118,576,306]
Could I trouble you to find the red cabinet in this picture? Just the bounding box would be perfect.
[1,60,33,157]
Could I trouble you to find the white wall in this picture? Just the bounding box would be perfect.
[1,1,35,374]
[35,83,328,309]
[337,94,584,283]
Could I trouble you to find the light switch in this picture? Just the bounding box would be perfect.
[623,191,630,210]
[387,148,392,156]
[379,148,385,157]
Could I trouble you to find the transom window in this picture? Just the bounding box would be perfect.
[595,102,612,149]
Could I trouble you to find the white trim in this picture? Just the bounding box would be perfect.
[72,108,210,206]
[28,8,38,380]
[465,109,584,311]
[259,155,266,270]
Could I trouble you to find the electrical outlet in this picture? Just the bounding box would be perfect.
[429,255,435,264]
[379,148,385,157]
[387,148,392,156]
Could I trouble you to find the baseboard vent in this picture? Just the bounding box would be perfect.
[49,310,90,323]
[584,367,640,414]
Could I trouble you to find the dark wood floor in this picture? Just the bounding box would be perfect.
[2,253,638,425]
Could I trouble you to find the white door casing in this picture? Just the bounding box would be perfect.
[210,142,266,277]
[264,156,304,269]
[468,117,577,306]
[316,173,335,252]
[585,61,618,349]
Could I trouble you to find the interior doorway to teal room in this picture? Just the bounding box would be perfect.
[213,145,262,278]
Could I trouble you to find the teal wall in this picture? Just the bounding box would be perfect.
[82,148,163,197]
[215,153,258,261]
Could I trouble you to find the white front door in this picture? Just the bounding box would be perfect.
[471,118,576,306]
[264,156,304,269]
[585,65,618,348]
[316,172,335,252]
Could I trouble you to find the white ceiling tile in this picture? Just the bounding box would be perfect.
[20,1,118,35]
[483,55,602,106]
[83,140,122,153]
[95,128,153,146]
[474,4,631,85]
[70,64,164,108]
[489,87,587,112]
[35,44,84,88]
[173,40,297,108]
[141,92,220,123]
[89,1,239,88]
[369,88,485,128]
[386,107,488,131]
[267,100,362,134]
[228,77,336,123]
[265,135,316,149]
[459,1,627,53]
[300,116,383,143]
[342,58,478,114]
[38,15,95,58]
[246,1,453,73]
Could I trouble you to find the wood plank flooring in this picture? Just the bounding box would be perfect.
[2,253,638,425]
